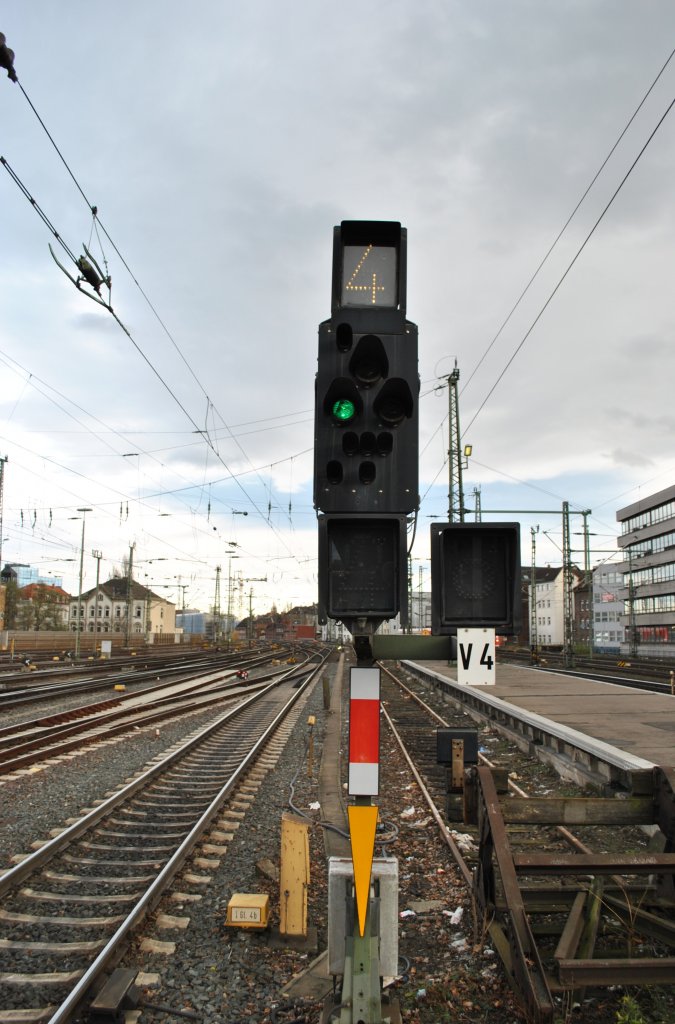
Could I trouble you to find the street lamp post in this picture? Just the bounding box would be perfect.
[74,508,92,659]
[92,550,102,637]
[125,543,136,647]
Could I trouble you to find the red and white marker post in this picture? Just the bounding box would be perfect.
[347,666,380,936]
[348,667,380,796]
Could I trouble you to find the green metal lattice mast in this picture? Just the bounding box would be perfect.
[447,362,465,523]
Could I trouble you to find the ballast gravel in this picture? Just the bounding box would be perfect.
[6,659,663,1023]
[0,702,232,870]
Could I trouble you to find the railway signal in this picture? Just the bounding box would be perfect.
[316,221,419,1023]
[314,221,418,516]
[430,521,522,635]
[315,221,419,633]
[317,513,407,626]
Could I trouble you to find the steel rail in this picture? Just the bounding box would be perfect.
[0,654,319,897]
[2,650,331,1024]
[0,648,283,706]
[379,699,473,888]
[382,660,675,1020]
[0,653,314,773]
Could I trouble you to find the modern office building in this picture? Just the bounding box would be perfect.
[1,563,63,588]
[176,610,207,635]
[616,483,675,658]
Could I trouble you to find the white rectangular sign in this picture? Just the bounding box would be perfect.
[457,628,496,686]
[231,906,262,923]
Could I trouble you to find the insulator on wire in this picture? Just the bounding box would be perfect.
[77,255,104,295]
[0,33,17,82]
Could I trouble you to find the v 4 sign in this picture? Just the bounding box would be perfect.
[456,628,496,686]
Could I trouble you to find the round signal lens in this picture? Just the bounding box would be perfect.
[332,398,356,422]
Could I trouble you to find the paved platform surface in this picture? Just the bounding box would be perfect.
[406,660,675,768]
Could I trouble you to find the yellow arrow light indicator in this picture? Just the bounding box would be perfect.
[347,804,379,937]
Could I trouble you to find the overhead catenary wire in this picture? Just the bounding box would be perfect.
[420,50,675,493]
[0,346,253,520]
[0,346,317,611]
[1,341,311,490]
[462,91,675,439]
[0,450,274,593]
[0,156,78,265]
[10,70,294,536]
[0,37,317,598]
[0,351,308,572]
[16,79,94,212]
[0,154,312,584]
[1,396,314,599]
[0,433,231,564]
[459,44,675,400]
[2,59,311,589]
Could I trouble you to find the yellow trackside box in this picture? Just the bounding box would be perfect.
[226,893,270,929]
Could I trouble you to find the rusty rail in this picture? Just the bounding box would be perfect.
[466,764,675,1021]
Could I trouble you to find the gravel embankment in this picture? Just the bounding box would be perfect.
[109,665,526,1024]
[0,703,236,868]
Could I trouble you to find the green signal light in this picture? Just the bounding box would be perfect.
[332,398,356,422]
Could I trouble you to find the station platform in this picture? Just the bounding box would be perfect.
[402,660,675,770]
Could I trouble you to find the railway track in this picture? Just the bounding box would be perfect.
[499,648,675,694]
[0,654,327,1024]
[0,647,291,709]
[0,651,316,776]
[380,662,675,1023]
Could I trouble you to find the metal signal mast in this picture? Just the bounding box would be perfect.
[447,362,465,522]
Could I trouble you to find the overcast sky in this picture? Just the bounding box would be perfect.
[1,2,675,617]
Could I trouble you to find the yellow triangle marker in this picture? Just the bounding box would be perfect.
[348,804,379,936]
